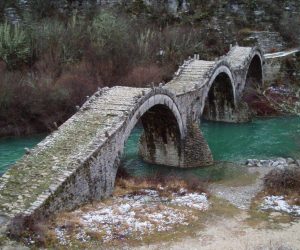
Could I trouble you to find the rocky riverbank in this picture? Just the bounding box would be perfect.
[245,157,300,169]
[1,159,300,249]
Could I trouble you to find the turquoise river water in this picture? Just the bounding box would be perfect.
[0,117,299,180]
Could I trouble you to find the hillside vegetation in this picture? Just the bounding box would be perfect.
[0,0,299,136]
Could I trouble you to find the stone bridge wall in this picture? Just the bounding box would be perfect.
[0,46,264,230]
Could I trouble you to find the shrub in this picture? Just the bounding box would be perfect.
[0,22,30,69]
[89,12,130,59]
[27,0,61,19]
[60,14,87,64]
[136,28,158,62]
[264,167,300,195]
[28,19,64,62]
[7,213,49,246]
[121,64,164,87]
[115,168,209,196]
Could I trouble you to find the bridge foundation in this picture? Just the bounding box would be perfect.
[139,116,213,167]
[181,122,213,167]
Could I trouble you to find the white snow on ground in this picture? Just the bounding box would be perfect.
[171,192,209,210]
[55,189,209,244]
[261,196,300,216]
[55,228,70,246]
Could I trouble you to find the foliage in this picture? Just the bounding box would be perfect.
[61,13,87,64]
[29,19,64,59]
[136,28,157,61]
[0,22,30,69]
[264,167,300,196]
[28,14,86,65]
[27,0,63,19]
[90,12,130,59]
[0,0,298,136]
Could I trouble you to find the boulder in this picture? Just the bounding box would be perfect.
[287,157,295,164]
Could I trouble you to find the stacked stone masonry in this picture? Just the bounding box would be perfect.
[0,46,264,227]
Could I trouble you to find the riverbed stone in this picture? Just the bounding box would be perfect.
[277,157,287,164]
[287,164,299,169]
[287,158,295,164]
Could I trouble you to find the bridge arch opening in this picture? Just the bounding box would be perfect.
[138,104,182,167]
[245,55,263,92]
[121,94,185,169]
[203,72,235,122]
[242,54,263,105]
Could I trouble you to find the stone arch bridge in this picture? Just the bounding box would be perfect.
[0,46,263,225]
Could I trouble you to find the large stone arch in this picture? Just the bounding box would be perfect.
[201,64,237,122]
[124,93,186,141]
[122,91,186,167]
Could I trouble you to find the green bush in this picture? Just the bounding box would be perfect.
[27,0,62,19]
[0,22,30,69]
[136,28,157,61]
[61,14,87,64]
[29,19,64,59]
[90,12,130,59]
[25,14,87,65]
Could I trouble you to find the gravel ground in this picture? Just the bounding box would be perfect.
[136,211,300,250]
[136,166,300,250]
[208,167,271,210]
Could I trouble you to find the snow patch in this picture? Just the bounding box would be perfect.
[55,189,209,244]
[261,196,300,216]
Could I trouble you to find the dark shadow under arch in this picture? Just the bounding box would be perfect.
[138,104,182,167]
[203,72,235,122]
[245,55,263,91]
[243,54,263,106]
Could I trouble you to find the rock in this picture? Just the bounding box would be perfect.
[296,160,300,166]
[261,160,272,167]
[0,215,9,226]
[271,161,280,168]
[287,164,299,169]
[246,159,256,166]
[269,212,282,218]
[276,164,285,170]
[24,147,31,155]
[287,157,295,164]
[277,157,287,164]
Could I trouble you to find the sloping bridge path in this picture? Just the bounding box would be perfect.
[0,46,264,225]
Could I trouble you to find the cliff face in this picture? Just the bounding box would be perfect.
[97,0,189,13]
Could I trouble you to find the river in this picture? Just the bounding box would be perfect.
[0,117,300,179]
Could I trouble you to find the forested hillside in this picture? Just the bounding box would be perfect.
[0,0,299,136]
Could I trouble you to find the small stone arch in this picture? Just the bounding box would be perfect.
[244,52,263,91]
[241,51,263,104]
[201,65,236,122]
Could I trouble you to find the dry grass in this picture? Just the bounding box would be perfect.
[114,167,209,197]
[263,167,300,206]
[264,168,300,194]
[121,64,164,87]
